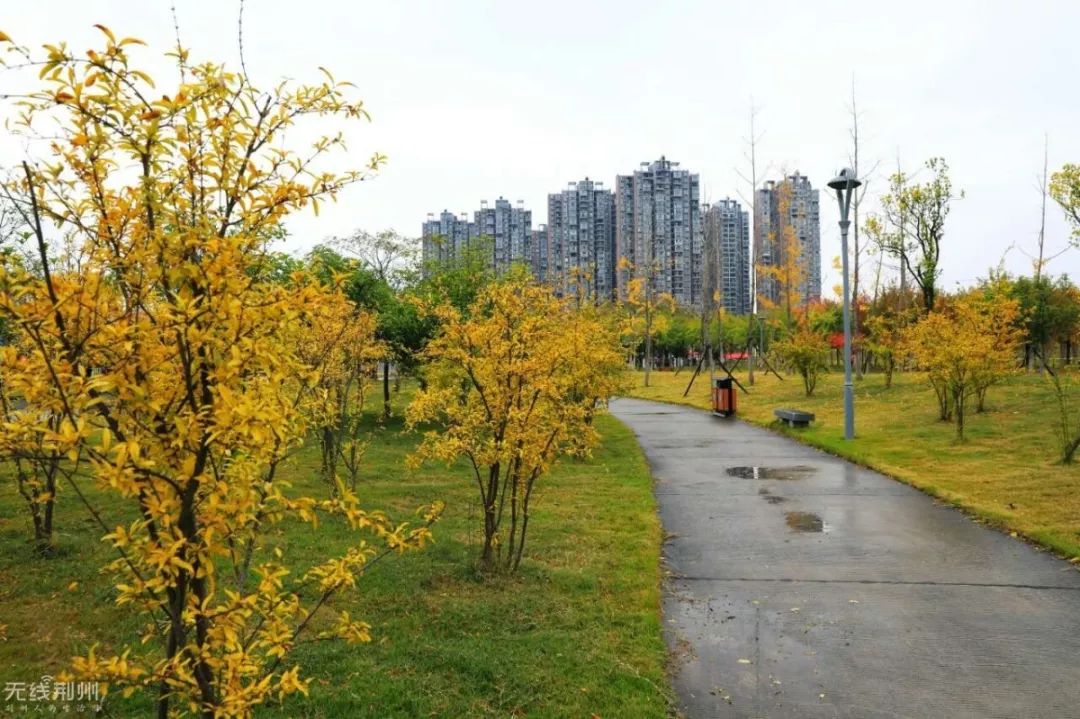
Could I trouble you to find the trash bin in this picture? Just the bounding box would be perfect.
[712,377,735,417]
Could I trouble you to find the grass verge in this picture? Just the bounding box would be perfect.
[0,388,670,718]
[627,367,1080,560]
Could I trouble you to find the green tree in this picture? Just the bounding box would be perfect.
[806,300,843,336]
[1007,274,1080,369]
[655,311,700,361]
[328,229,425,412]
[710,310,751,357]
[253,251,305,285]
[420,239,495,316]
[871,158,961,313]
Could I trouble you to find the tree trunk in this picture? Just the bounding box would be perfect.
[320,426,335,483]
[505,461,522,572]
[748,334,756,386]
[953,387,966,441]
[17,462,58,555]
[1063,432,1080,464]
[41,482,55,552]
[176,486,218,716]
[513,496,531,572]
[852,198,861,378]
[481,501,497,566]
[850,76,864,380]
[933,380,952,421]
[1036,134,1048,283]
[480,464,500,567]
[644,301,652,388]
[382,361,391,418]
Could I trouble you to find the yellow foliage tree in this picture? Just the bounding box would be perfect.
[757,182,806,331]
[619,257,673,387]
[864,312,904,388]
[863,286,920,389]
[902,291,1021,440]
[1,319,77,553]
[406,275,626,571]
[0,29,438,717]
[1050,163,1080,243]
[565,262,598,308]
[298,285,384,493]
[771,325,829,396]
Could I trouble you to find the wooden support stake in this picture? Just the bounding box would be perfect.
[683,350,706,397]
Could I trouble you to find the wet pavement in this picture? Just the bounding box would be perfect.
[610,398,1080,719]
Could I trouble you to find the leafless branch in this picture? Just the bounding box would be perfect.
[238,0,250,83]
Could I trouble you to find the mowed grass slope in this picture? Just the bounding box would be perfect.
[629,368,1080,559]
[0,389,670,718]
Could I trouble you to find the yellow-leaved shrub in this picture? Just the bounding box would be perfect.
[0,28,439,717]
[407,275,626,571]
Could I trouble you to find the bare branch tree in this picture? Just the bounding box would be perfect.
[1037,133,1049,282]
[735,100,765,385]
[237,0,250,83]
[847,76,881,378]
[332,229,420,290]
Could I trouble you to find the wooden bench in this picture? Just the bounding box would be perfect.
[774,408,815,427]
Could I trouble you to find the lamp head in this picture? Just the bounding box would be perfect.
[827,167,862,191]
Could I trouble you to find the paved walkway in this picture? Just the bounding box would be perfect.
[610,398,1080,719]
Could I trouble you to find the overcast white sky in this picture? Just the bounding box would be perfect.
[4,1,1079,297]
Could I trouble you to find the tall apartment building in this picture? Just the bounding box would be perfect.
[614,156,703,307]
[754,172,821,307]
[530,225,550,283]
[474,197,532,273]
[546,178,616,301]
[703,198,751,315]
[421,210,477,266]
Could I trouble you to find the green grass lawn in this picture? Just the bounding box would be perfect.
[0,389,670,718]
[628,366,1080,560]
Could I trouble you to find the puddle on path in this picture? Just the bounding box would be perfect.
[785,511,824,533]
[763,495,787,505]
[727,465,816,480]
